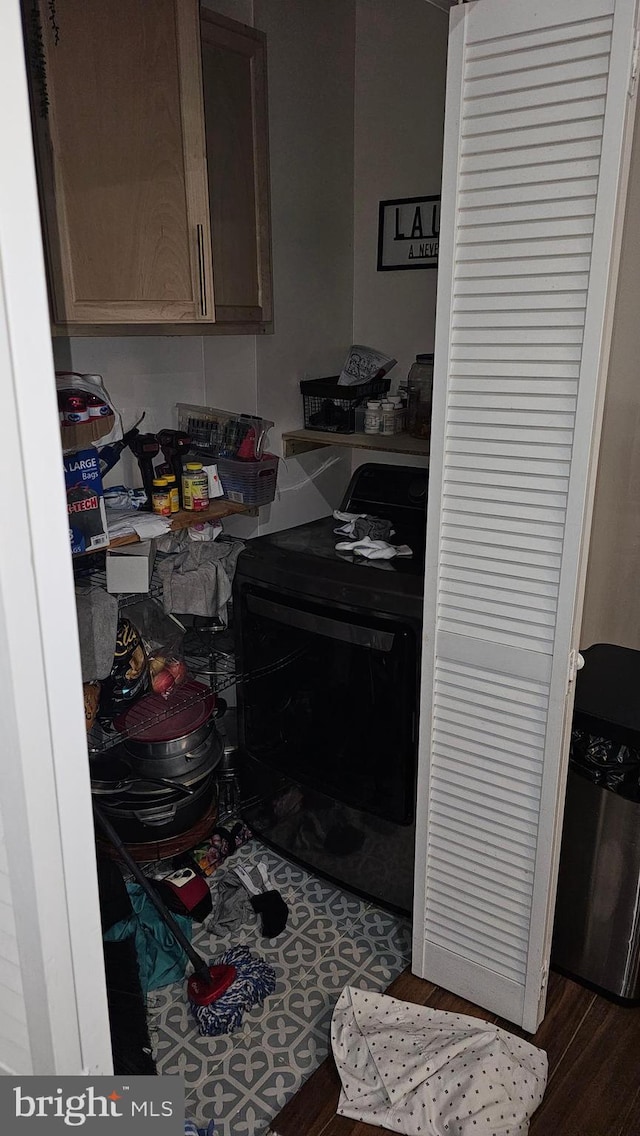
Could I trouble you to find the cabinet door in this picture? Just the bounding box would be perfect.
[200,10,273,328]
[412,0,639,1032]
[35,0,215,324]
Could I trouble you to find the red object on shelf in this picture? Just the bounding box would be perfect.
[113,680,215,742]
[188,963,237,1006]
[237,427,257,459]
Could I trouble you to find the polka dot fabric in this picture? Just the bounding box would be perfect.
[331,987,547,1135]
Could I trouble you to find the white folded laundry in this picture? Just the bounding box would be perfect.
[129,513,172,539]
[331,986,547,1136]
[106,508,171,541]
[333,509,367,523]
[335,536,412,559]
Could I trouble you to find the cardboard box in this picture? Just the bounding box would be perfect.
[106,540,156,594]
[64,448,109,554]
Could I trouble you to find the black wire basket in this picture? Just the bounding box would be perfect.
[300,375,391,434]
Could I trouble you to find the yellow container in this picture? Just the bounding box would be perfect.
[151,478,171,516]
[163,474,180,513]
[182,462,210,512]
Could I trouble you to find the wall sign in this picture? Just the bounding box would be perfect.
[377,195,440,271]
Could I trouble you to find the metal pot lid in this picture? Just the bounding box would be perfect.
[124,719,218,764]
[99,772,215,812]
[113,680,215,744]
[89,748,216,797]
[116,765,213,798]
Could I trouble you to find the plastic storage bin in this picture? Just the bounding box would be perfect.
[552,643,640,1000]
[300,375,391,434]
[176,403,273,460]
[217,454,279,507]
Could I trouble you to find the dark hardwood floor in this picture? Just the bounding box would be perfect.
[270,968,640,1136]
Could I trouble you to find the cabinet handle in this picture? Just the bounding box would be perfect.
[196,224,207,317]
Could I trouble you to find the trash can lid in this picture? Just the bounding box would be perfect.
[575,644,640,736]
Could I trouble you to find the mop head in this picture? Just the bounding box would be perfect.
[190,944,276,1037]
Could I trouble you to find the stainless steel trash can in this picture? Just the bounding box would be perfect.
[552,767,640,1000]
[552,643,640,1001]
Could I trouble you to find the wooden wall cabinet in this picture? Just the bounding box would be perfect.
[28,1,272,334]
[201,9,272,329]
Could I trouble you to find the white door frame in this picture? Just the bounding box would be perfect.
[0,0,112,1074]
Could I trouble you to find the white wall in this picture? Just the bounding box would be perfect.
[253,0,357,531]
[352,0,448,388]
[581,100,640,650]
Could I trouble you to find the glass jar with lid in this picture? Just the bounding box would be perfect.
[407,353,434,440]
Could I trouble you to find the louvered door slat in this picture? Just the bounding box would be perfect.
[464,121,604,157]
[457,239,593,262]
[461,158,602,192]
[468,55,610,102]
[429,864,532,920]
[453,311,586,327]
[429,817,536,872]
[467,81,608,120]
[457,263,592,284]
[459,180,599,209]
[453,330,584,347]
[464,100,606,137]
[466,31,613,74]
[413,0,638,1031]
[463,138,604,172]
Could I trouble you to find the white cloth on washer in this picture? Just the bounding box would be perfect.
[334,536,412,560]
[331,986,547,1135]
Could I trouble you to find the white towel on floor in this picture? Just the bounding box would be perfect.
[331,986,547,1135]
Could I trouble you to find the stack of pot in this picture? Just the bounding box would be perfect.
[90,681,223,843]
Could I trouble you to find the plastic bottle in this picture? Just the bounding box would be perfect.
[182,462,210,511]
[396,385,409,433]
[163,474,180,514]
[64,393,90,424]
[364,400,382,435]
[85,393,111,419]
[152,478,171,516]
[380,399,396,436]
[388,395,405,434]
[407,354,434,439]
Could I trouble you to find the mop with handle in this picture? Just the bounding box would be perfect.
[93,802,275,1035]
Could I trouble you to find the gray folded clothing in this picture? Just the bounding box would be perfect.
[157,537,245,619]
[74,585,119,681]
[352,516,393,541]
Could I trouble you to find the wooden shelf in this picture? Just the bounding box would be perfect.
[281,428,430,460]
[91,500,251,555]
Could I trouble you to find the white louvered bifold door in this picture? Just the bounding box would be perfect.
[413,0,639,1032]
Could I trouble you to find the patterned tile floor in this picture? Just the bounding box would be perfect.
[147,838,411,1136]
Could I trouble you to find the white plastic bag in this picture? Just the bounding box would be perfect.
[337,345,397,387]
